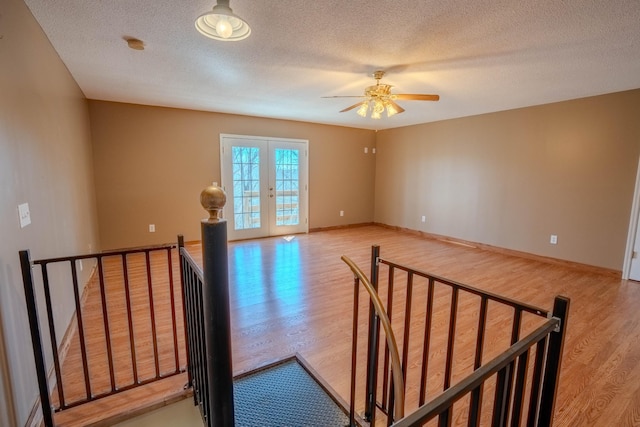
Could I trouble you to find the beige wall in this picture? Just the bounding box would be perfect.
[89,101,377,249]
[0,0,100,425]
[375,90,640,270]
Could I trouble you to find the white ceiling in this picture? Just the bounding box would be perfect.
[23,0,640,130]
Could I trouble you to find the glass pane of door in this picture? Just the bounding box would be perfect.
[274,148,299,226]
[232,146,261,230]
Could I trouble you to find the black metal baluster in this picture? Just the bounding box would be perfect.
[401,272,413,398]
[419,277,435,406]
[501,308,523,424]
[469,296,488,426]
[145,250,160,378]
[526,338,548,427]
[121,254,138,383]
[20,250,54,427]
[492,365,510,427]
[69,259,92,400]
[350,276,360,427]
[97,256,116,392]
[186,266,200,406]
[510,350,529,426]
[178,236,192,386]
[444,287,459,390]
[40,263,66,410]
[381,265,395,417]
[364,245,381,424]
[439,406,454,427]
[167,248,180,373]
[195,267,211,423]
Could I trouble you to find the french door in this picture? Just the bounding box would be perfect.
[220,134,308,241]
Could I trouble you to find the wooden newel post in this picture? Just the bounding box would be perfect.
[200,186,235,427]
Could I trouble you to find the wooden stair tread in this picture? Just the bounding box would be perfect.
[53,373,190,427]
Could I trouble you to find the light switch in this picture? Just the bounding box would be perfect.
[18,203,31,228]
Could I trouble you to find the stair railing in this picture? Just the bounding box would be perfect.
[347,245,569,427]
[342,255,405,426]
[20,243,183,427]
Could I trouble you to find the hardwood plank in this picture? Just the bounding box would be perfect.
[53,225,640,426]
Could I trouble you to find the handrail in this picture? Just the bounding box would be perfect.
[180,246,204,280]
[379,258,548,317]
[32,243,176,264]
[391,316,560,427]
[341,255,405,421]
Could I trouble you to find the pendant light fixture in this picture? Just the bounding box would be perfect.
[195,0,251,41]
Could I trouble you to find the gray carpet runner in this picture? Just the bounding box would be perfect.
[234,359,350,426]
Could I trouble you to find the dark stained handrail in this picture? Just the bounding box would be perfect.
[379,258,548,316]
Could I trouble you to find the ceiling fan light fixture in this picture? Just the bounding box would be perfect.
[356,102,369,117]
[325,70,439,119]
[386,102,399,117]
[195,0,251,41]
[373,99,385,114]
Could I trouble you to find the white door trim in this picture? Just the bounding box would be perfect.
[622,155,640,279]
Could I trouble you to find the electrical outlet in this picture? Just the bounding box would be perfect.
[550,234,558,245]
[149,224,156,232]
[372,148,376,154]
[364,147,368,154]
[340,210,344,217]
[421,215,426,223]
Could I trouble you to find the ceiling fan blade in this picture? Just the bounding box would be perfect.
[394,94,440,101]
[340,102,365,113]
[322,95,366,99]
[387,99,405,114]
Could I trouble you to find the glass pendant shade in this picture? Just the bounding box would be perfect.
[196,1,251,41]
[356,102,369,117]
[386,103,399,117]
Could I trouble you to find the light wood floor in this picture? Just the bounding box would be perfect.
[53,225,640,426]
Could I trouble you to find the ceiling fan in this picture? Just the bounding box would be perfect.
[324,70,440,119]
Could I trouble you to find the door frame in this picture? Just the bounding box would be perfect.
[623,155,640,279]
[219,133,309,240]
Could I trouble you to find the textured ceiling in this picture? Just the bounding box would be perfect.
[23,0,640,130]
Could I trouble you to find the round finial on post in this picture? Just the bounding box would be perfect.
[200,185,227,221]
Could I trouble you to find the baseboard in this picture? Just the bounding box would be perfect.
[374,222,621,279]
[309,222,374,233]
